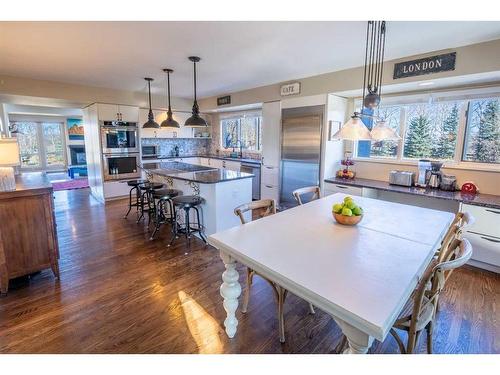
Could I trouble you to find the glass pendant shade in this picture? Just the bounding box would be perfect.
[185,56,207,127]
[142,77,160,129]
[370,120,400,141]
[332,115,372,141]
[160,69,180,128]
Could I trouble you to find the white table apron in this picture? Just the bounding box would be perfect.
[209,193,454,354]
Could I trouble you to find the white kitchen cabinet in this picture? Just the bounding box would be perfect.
[119,105,140,122]
[138,108,193,139]
[261,183,280,203]
[460,203,500,272]
[261,101,281,167]
[98,103,138,122]
[323,182,363,197]
[261,165,279,186]
[200,157,210,167]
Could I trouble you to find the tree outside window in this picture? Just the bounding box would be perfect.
[403,101,460,160]
[221,115,261,151]
[463,98,500,164]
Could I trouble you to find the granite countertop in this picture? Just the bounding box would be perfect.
[143,161,254,184]
[324,176,500,209]
[143,154,262,165]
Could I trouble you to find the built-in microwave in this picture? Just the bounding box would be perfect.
[142,145,158,159]
[102,153,141,181]
[100,121,139,154]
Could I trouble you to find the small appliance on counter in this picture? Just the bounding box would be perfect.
[389,170,415,187]
[440,174,458,191]
[141,145,158,159]
[428,161,443,189]
[417,159,432,187]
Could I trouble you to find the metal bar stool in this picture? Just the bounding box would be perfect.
[149,188,183,240]
[168,195,207,247]
[137,182,164,224]
[123,179,148,219]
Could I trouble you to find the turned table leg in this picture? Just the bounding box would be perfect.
[219,251,241,338]
[333,317,374,354]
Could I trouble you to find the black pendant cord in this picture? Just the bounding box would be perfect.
[367,21,375,95]
[167,70,172,114]
[377,21,386,100]
[148,79,153,111]
[361,21,370,114]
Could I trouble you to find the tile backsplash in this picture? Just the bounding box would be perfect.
[141,138,211,156]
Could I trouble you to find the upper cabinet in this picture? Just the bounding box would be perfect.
[261,101,281,167]
[138,108,194,139]
[97,103,139,123]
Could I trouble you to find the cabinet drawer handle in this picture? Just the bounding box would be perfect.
[335,185,348,189]
[486,209,500,215]
[481,236,500,243]
[265,184,273,188]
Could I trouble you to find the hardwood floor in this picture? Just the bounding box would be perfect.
[0,188,498,354]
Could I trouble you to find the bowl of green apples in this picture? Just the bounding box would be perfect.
[332,196,363,225]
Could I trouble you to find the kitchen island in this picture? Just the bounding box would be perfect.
[143,161,253,235]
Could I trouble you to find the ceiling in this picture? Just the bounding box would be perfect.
[1,21,500,99]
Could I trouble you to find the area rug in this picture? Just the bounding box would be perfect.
[52,178,89,191]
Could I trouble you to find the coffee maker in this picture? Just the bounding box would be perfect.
[428,161,443,189]
[417,160,432,187]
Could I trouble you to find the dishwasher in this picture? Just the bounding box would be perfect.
[240,162,261,200]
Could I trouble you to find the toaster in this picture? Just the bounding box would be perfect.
[389,170,415,187]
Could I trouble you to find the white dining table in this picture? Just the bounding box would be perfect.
[208,193,454,353]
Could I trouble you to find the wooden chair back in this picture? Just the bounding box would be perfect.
[234,199,277,225]
[437,212,474,262]
[292,186,321,205]
[412,238,472,331]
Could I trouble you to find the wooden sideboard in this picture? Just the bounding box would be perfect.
[0,173,60,294]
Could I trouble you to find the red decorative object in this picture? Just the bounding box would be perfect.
[461,182,478,195]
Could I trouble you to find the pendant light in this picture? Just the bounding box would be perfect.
[160,69,180,128]
[371,120,400,141]
[142,77,160,129]
[334,21,397,141]
[185,56,207,127]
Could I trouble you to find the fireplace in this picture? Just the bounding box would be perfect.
[69,145,86,165]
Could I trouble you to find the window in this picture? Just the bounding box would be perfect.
[11,120,66,170]
[403,101,460,160]
[462,98,500,164]
[354,91,500,168]
[221,114,262,151]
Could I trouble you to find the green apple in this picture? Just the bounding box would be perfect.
[344,196,353,203]
[333,203,344,214]
[341,207,353,216]
[345,200,357,210]
[352,206,363,216]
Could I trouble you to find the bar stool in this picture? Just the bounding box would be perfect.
[149,188,183,240]
[123,179,148,219]
[168,195,207,247]
[137,182,164,224]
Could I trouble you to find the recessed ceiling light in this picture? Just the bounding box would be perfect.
[418,81,435,86]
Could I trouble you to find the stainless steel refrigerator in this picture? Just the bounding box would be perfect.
[280,105,323,208]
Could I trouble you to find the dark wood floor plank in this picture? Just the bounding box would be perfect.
[0,188,498,353]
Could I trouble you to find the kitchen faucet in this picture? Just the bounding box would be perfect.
[234,140,243,158]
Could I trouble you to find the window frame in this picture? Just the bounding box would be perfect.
[219,112,262,152]
[352,88,500,172]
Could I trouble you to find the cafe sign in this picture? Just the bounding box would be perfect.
[280,82,301,96]
[393,52,456,79]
